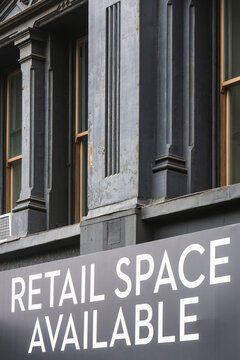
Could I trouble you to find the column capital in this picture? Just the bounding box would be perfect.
[13,27,47,48]
[12,27,47,64]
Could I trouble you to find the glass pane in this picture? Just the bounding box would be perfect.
[229,86,240,184]
[12,160,21,209]
[81,137,88,217]
[8,72,22,159]
[77,40,88,134]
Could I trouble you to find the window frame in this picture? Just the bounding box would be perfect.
[6,69,22,213]
[75,35,88,223]
[220,0,240,186]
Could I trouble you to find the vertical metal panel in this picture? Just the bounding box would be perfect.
[47,67,53,191]
[189,2,195,148]
[68,41,73,225]
[106,5,112,176]
[184,0,195,193]
[167,1,173,146]
[116,1,120,173]
[112,4,116,174]
[105,1,121,177]
[29,66,35,188]
[212,0,217,188]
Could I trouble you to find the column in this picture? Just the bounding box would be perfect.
[12,28,47,232]
[152,0,187,200]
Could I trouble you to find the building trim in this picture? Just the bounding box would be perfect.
[0,0,59,34]
[142,184,240,220]
[0,222,80,254]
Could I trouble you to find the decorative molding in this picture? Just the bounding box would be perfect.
[152,154,187,174]
[57,0,73,10]
[13,27,47,47]
[34,0,87,29]
[57,0,86,11]
[0,0,59,35]
[13,28,47,64]
[105,1,121,177]
[13,195,46,212]
[19,53,46,63]
[0,0,40,23]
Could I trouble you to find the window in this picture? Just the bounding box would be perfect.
[75,37,88,222]
[221,0,240,185]
[6,70,22,212]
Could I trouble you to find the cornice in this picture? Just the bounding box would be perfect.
[0,0,60,35]
[34,0,87,29]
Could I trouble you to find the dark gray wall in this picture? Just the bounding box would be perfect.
[0,236,79,271]
[185,0,213,194]
[151,202,240,241]
[150,0,214,201]
[47,33,69,229]
[139,0,158,201]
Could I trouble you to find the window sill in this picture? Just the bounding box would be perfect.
[0,223,80,255]
[142,184,240,221]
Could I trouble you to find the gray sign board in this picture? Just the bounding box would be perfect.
[0,223,239,359]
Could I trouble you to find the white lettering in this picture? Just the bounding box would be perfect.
[90,264,105,302]
[28,317,46,353]
[115,257,132,298]
[45,314,63,352]
[136,254,154,296]
[210,238,231,285]
[135,304,154,345]
[110,307,131,347]
[154,250,177,292]
[81,265,86,304]
[83,311,88,349]
[11,277,25,312]
[158,302,175,343]
[180,297,199,342]
[92,310,108,348]
[179,244,205,288]
[61,313,80,351]
[59,269,78,306]
[45,270,61,308]
[28,273,42,311]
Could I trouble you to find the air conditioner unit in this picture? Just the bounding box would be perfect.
[0,213,11,243]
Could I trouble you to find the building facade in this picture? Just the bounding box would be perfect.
[0,0,239,340]
[1,0,240,358]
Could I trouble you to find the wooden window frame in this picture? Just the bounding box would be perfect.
[220,0,240,185]
[6,69,22,213]
[75,36,88,223]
